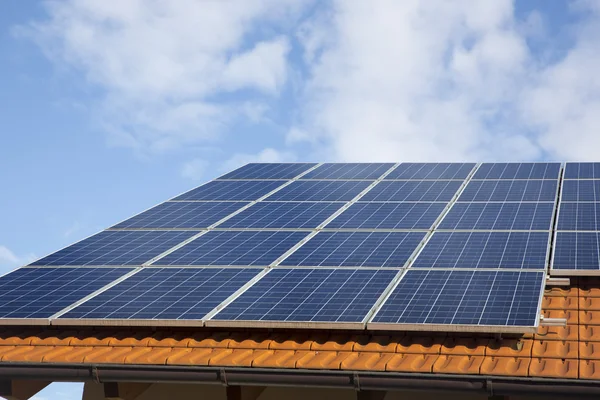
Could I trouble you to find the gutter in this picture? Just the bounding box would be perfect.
[0,364,598,398]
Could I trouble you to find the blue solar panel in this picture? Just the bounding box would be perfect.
[560,180,600,202]
[327,202,446,230]
[61,268,260,320]
[413,232,549,269]
[473,163,560,180]
[281,231,426,268]
[156,231,308,266]
[361,180,462,202]
[563,163,600,179]
[0,267,132,319]
[112,201,248,229]
[266,180,372,202]
[557,203,600,231]
[553,232,600,271]
[458,180,557,202]
[438,202,554,230]
[371,270,543,327]
[302,163,394,179]
[30,231,197,266]
[218,163,316,179]
[211,268,397,324]
[218,202,342,229]
[174,180,286,201]
[385,163,475,180]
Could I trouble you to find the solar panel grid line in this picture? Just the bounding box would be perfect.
[0,267,135,323]
[54,268,265,326]
[216,163,320,180]
[143,231,210,266]
[407,232,551,271]
[407,162,480,234]
[471,162,562,180]
[47,267,144,321]
[268,163,400,267]
[205,268,398,330]
[279,232,427,269]
[384,163,477,180]
[366,270,545,333]
[137,165,326,266]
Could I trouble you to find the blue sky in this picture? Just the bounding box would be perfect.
[1,1,599,398]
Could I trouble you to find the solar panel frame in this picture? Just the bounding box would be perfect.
[301,163,395,180]
[217,201,345,229]
[325,202,448,230]
[384,163,476,180]
[54,267,265,327]
[563,162,600,179]
[368,269,546,333]
[205,268,400,330]
[29,230,199,267]
[153,230,311,267]
[279,231,427,268]
[0,267,135,324]
[472,162,561,180]
[217,163,318,180]
[172,180,289,201]
[111,201,250,229]
[409,231,551,270]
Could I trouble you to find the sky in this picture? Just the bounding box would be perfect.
[1,1,599,398]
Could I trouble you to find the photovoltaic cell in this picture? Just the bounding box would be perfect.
[560,180,600,202]
[557,203,600,231]
[266,180,372,202]
[385,163,475,180]
[326,202,446,230]
[371,270,543,327]
[174,180,286,201]
[0,267,132,319]
[302,163,394,179]
[61,268,261,320]
[458,180,557,202]
[156,231,309,266]
[473,163,560,180]
[112,201,249,229]
[211,268,398,324]
[412,231,549,270]
[218,163,316,179]
[360,180,462,202]
[218,202,343,229]
[552,232,600,271]
[563,162,600,179]
[281,231,426,268]
[438,202,554,230]
[30,231,197,266]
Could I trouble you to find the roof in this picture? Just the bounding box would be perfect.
[0,277,598,382]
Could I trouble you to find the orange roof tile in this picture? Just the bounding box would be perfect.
[2,281,600,381]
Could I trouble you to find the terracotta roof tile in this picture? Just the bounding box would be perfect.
[0,280,597,382]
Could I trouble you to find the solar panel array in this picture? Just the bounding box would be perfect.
[0,162,577,333]
[552,163,600,274]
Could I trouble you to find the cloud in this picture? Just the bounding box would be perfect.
[0,245,35,273]
[292,0,600,162]
[19,1,600,163]
[19,0,308,153]
[221,147,296,174]
[181,158,208,181]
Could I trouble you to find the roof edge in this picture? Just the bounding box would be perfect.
[0,364,598,397]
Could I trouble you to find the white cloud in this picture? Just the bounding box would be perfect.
[19,0,600,163]
[181,158,208,181]
[0,245,35,273]
[221,147,296,174]
[19,0,308,153]
[292,0,600,162]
